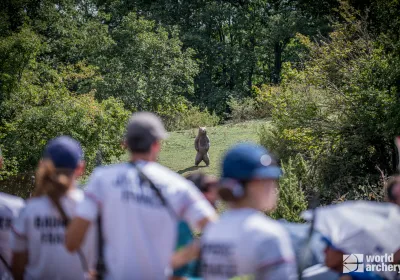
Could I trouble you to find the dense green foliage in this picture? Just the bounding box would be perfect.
[260,2,400,203]
[269,155,308,222]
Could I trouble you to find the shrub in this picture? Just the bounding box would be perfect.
[162,104,220,131]
[227,85,276,123]
[227,97,259,122]
[269,155,309,222]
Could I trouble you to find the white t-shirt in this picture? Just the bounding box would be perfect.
[11,189,96,280]
[0,192,25,276]
[201,208,297,280]
[76,161,216,280]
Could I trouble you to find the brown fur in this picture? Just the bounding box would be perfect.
[194,127,210,166]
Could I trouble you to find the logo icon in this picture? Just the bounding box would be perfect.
[343,254,364,273]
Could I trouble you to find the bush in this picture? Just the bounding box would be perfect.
[227,85,275,123]
[227,97,259,122]
[269,155,309,222]
[162,104,220,131]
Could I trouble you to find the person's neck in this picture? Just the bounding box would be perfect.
[131,154,154,162]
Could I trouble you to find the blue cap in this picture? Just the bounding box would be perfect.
[43,136,83,169]
[221,143,282,181]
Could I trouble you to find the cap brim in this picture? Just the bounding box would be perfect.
[252,166,282,179]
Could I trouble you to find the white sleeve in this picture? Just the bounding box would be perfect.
[75,169,103,222]
[10,206,29,252]
[179,185,216,231]
[255,234,297,280]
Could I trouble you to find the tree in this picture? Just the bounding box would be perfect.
[94,13,199,117]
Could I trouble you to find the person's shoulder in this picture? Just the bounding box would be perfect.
[24,196,47,207]
[144,162,191,187]
[65,188,84,202]
[93,163,129,175]
[0,192,25,209]
[87,163,130,183]
[17,196,49,217]
[244,211,289,239]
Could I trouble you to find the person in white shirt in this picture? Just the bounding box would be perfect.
[0,192,25,278]
[11,136,96,280]
[200,142,297,280]
[0,147,26,279]
[65,112,217,280]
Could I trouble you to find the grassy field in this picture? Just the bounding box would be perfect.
[157,120,269,178]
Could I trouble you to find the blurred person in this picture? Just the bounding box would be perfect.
[302,201,400,280]
[0,146,25,278]
[186,173,218,208]
[172,173,218,280]
[11,136,96,280]
[65,112,217,280]
[200,143,297,279]
[323,238,384,280]
[385,176,400,206]
[384,176,400,264]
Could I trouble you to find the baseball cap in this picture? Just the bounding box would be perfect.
[125,112,168,150]
[221,142,282,181]
[43,136,83,169]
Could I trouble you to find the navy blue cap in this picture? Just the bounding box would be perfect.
[43,136,83,169]
[221,142,282,181]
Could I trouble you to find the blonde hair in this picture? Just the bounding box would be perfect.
[33,159,75,221]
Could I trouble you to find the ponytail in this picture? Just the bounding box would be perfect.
[33,159,74,222]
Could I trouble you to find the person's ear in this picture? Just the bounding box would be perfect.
[75,161,86,177]
[152,141,161,152]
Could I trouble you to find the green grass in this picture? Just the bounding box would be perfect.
[157,120,270,178]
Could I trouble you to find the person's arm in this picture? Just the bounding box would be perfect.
[171,185,217,268]
[65,217,92,252]
[171,239,201,269]
[180,185,217,232]
[65,169,102,252]
[11,251,28,280]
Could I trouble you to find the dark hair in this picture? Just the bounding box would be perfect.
[33,159,75,221]
[185,173,217,193]
[126,136,154,153]
[217,179,248,202]
[385,176,400,202]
